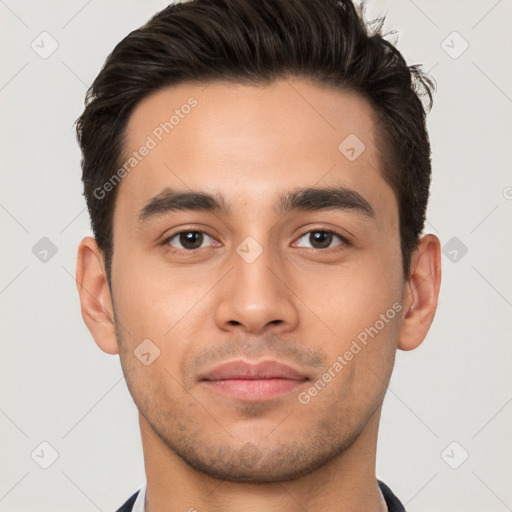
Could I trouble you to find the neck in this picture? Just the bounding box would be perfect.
[139,407,388,512]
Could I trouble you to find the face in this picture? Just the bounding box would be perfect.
[108,78,406,482]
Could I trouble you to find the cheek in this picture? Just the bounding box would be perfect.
[112,250,199,331]
[294,253,402,331]
[294,257,403,397]
[111,252,223,380]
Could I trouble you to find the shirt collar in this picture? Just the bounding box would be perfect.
[132,482,146,512]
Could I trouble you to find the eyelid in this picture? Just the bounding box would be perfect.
[292,227,351,249]
[161,228,219,250]
[161,225,351,252]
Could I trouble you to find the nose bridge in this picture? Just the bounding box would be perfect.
[214,233,299,333]
[234,234,277,297]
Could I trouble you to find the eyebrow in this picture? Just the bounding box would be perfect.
[137,185,375,224]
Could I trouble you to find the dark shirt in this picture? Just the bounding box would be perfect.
[115,479,406,511]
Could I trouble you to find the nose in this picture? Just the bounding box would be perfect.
[214,241,300,335]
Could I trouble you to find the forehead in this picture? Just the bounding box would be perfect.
[115,78,396,229]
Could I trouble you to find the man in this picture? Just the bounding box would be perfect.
[74,0,441,510]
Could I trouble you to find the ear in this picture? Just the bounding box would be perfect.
[398,234,442,351]
[75,236,119,355]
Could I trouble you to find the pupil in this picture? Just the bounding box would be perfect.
[311,231,331,248]
[181,231,203,249]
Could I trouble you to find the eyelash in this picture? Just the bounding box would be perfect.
[160,228,351,252]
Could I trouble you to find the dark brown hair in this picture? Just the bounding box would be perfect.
[75,0,435,283]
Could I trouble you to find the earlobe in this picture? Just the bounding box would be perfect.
[397,234,442,351]
[75,237,119,355]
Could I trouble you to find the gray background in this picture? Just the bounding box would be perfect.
[1,0,511,510]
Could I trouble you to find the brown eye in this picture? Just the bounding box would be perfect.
[295,230,347,249]
[166,231,213,250]
[309,231,333,248]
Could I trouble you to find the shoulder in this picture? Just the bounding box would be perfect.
[115,490,140,512]
[378,480,406,512]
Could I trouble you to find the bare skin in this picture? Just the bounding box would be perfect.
[76,78,441,511]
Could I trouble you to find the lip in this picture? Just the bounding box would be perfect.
[199,360,309,401]
[200,359,309,381]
